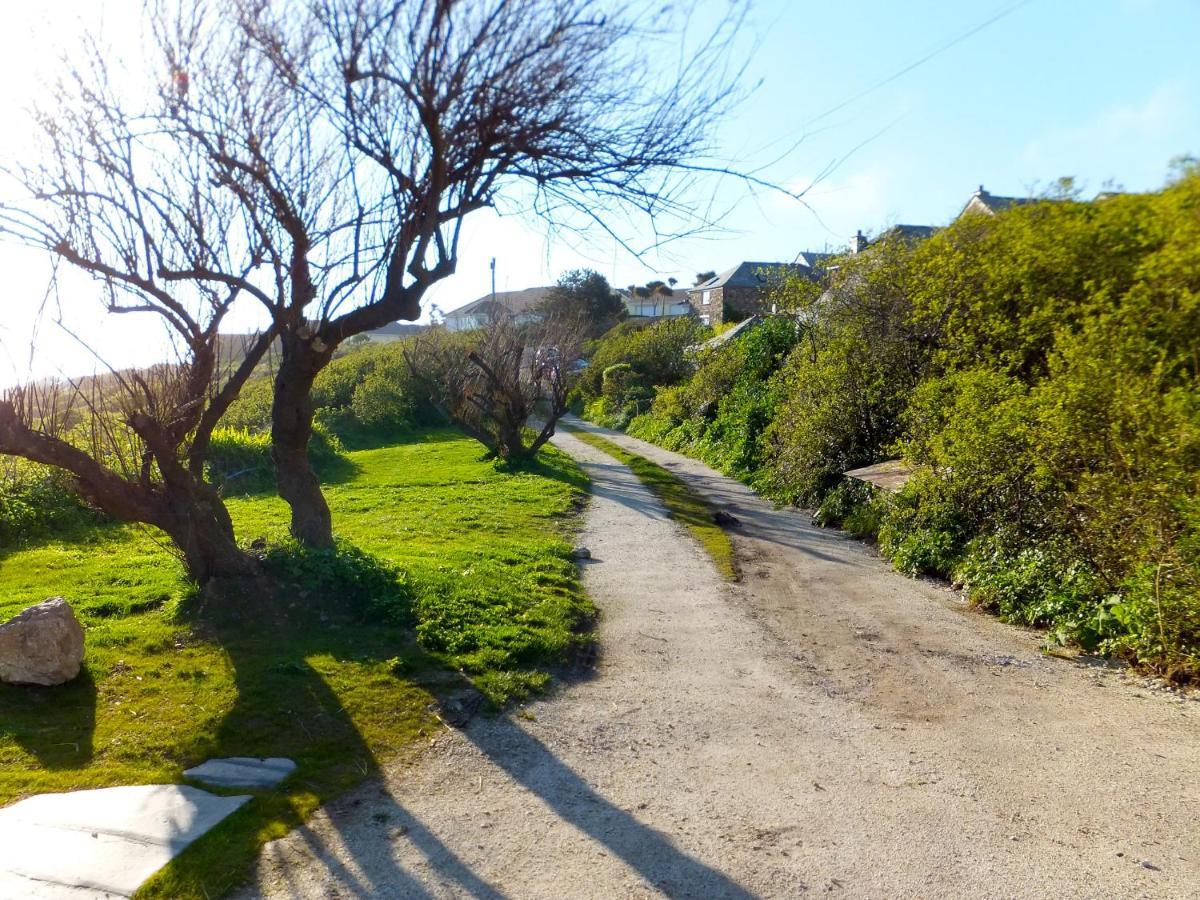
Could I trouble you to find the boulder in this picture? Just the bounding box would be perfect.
[0,598,85,686]
[571,546,592,560]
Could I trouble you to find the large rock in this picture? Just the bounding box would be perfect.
[0,597,85,686]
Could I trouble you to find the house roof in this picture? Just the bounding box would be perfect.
[874,224,938,243]
[959,186,1036,217]
[696,314,763,351]
[689,257,831,292]
[618,287,692,304]
[444,286,556,319]
[369,321,426,337]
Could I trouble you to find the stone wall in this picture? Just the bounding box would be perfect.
[722,286,767,320]
[691,284,775,326]
[691,286,727,325]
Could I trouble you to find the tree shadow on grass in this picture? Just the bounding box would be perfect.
[0,667,97,769]
[517,448,591,495]
[143,566,504,899]
[217,450,363,499]
[148,530,749,899]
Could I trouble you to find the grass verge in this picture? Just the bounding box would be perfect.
[0,429,590,898]
[565,427,738,581]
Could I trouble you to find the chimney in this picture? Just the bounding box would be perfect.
[850,229,868,254]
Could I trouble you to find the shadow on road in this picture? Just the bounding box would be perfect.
[459,712,757,899]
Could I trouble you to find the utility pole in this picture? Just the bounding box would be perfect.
[490,257,496,305]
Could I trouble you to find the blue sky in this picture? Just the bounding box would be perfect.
[1,0,1198,384]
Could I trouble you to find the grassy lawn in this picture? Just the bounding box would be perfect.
[566,428,738,581]
[0,429,590,899]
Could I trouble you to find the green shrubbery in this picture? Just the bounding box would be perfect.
[206,424,348,493]
[624,314,805,482]
[226,339,437,442]
[574,317,707,426]
[0,459,101,547]
[582,164,1200,677]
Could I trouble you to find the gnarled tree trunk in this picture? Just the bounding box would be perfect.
[271,333,335,548]
[161,484,258,584]
[0,400,257,586]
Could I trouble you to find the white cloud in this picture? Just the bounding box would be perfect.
[764,162,904,248]
[1020,80,1196,190]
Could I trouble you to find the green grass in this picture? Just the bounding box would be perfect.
[0,429,591,899]
[566,428,738,581]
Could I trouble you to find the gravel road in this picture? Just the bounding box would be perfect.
[238,420,1199,899]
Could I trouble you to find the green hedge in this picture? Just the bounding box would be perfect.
[580,164,1200,677]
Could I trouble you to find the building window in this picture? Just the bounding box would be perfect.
[699,314,710,325]
[702,290,711,305]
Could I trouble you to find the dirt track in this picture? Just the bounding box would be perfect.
[239,419,1200,899]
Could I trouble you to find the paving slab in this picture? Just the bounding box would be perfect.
[184,757,297,789]
[844,457,913,492]
[0,784,250,898]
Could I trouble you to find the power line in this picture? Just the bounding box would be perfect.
[806,0,1036,129]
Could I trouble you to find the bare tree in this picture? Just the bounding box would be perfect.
[0,45,273,584]
[407,310,586,461]
[146,0,750,547]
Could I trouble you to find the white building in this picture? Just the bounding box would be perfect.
[617,288,694,319]
[441,286,556,332]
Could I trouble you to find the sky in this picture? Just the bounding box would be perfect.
[1,0,1198,387]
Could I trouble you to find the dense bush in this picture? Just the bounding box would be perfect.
[576,317,706,405]
[582,164,1200,676]
[621,315,803,480]
[350,350,435,431]
[884,171,1200,673]
[223,377,275,431]
[206,424,348,493]
[758,237,926,505]
[225,339,436,439]
[813,478,880,537]
[0,460,101,547]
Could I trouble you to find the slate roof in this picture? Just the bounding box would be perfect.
[689,257,831,292]
[444,286,556,320]
[696,315,763,351]
[874,224,938,243]
[369,321,426,336]
[959,186,1037,217]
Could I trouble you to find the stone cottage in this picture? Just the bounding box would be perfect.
[687,256,831,325]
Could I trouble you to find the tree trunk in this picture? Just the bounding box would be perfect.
[271,334,335,548]
[162,484,258,584]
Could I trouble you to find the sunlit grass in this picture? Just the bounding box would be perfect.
[0,428,589,899]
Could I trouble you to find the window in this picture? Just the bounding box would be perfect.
[702,290,711,305]
[699,314,710,325]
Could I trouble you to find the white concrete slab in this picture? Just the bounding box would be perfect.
[0,784,250,898]
[184,757,297,789]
